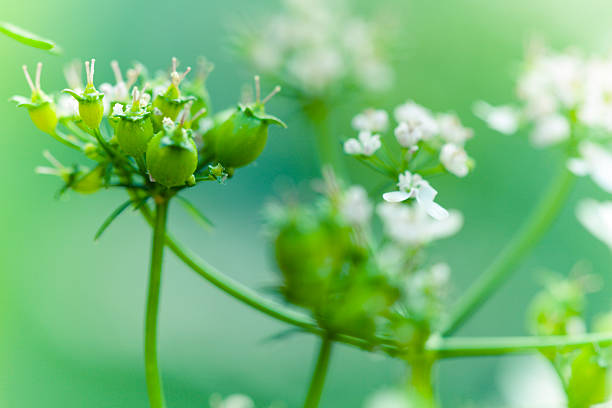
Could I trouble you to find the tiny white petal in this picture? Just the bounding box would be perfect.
[383,191,411,202]
[343,138,363,155]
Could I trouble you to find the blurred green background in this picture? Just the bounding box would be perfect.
[3,0,612,406]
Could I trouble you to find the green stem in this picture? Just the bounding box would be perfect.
[135,200,612,361]
[440,166,575,336]
[144,200,168,408]
[426,332,612,358]
[303,336,334,408]
[409,357,435,406]
[306,99,345,177]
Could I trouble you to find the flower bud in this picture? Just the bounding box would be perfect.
[62,59,104,129]
[12,63,58,134]
[146,117,198,188]
[151,57,195,132]
[208,77,285,169]
[113,87,154,157]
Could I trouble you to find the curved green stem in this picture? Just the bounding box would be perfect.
[440,167,575,336]
[303,336,333,408]
[144,200,168,408]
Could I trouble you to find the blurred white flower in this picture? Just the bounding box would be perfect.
[498,355,566,408]
[394,101,439,140]
[567,141,612,193]
[343,131,381,156]
[404,262,451,316]
[352,109,389,132]
[209,394,255,408]
[578,58,612,131]
[576,199,612,250]
[437,113,473,145]
[439,143,470,177]
[394,121,423,148]
[99,60,141,114]
[364,389,412,408]
[246,0,393,97]
[377,202,462,245]
[517,48,583,119]
[530,114,570,147]
[383,171,448,220]
[473,101,520,134]
[56,94,79,118]
[341,185,373,226]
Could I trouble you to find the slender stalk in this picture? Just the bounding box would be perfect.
[427,332,612,358]
[407,357,436,407]
[440,167,575,336]
[305,99,345,177]
[144,199,168,408]
[303,336,334,408]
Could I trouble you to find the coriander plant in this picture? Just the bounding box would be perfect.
[7,2,612,407]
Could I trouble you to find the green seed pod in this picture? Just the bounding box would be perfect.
[12,63,58,134]
[62,59,105,129]
[212,104,286,169]
[146,118,198,188]
[209,78,285,169]
[151,57,195,132]
[113,88,154,157]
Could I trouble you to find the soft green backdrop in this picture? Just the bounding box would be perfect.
[2,0,612,406]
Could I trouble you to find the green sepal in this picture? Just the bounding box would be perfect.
[158,129,196,152]
[62,89,85,102]
[113,108,151,122]
[243,104,287,128]
[10,95,40,109]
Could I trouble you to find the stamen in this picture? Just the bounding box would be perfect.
[22,65,35,92]
[89,59,96,84]
[111,60,124,84]
[85,60,91,85]
[179,102,192,127]
[35,62,43,91]
[126,65,142,89]
[262,85,282,104]
[179,67,191,82]
[132,86,139,102]
[254,75,261,103]
[171,57,177,74]
[35,166,61,176]
[42,150,63,168]
[191,108,207,123]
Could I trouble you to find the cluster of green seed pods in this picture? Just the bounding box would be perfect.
[13,58,285,191]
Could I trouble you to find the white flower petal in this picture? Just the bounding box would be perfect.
[343,138,362,155]
[383,191,411,203]
[415,182,449,220]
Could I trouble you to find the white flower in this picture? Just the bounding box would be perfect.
[352,109,389,132]
[530,114,570,147]
[394,121,422,148]
[473,101,520,134]
[439,143,470,177]
[437,113,473,145]
[517,48,583,119]
[578,58,612,131]
[567,141,612,193]
[498,355,566,408]
[56,94,79,118]
[209,394,254,408]
[364,389,412,408]
[377,202,462,245]
[343,131,381,156]
[341,185,373,226]
[394,101,439,140]
[112,103,124,116]
[382,171,449,220]
[287,47,343,94]
[576,199,612,250]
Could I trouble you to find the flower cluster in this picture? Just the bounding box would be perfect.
[344,103,474,220]
[474,43,612,254]
[239,0,393,99]
[267,169,462,347]
[14,58,284,203]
